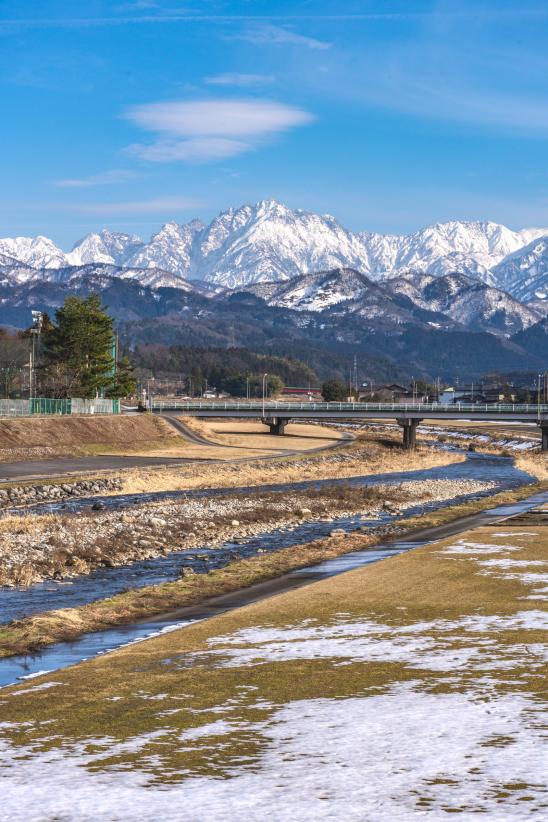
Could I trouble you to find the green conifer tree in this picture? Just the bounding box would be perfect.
[42,295,134,398]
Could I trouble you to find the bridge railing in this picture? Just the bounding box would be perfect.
[151,399,548,415]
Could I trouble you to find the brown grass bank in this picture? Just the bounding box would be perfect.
[0,414,179,461]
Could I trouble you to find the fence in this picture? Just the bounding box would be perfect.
[0,398,121,419]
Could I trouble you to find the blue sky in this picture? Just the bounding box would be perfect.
[1,0,547,247]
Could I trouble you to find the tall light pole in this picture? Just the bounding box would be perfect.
[262,373,268,416]
[147,377,154,411]
[29,310,43,399]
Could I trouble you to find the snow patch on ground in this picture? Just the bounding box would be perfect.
[192,611,548,672]
[9,681,63,697]
[0,684,546,821]
[476,559,548,569]
[439,540,521,555]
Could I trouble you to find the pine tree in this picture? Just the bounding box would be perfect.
[106,356,136,398]
[42,295,133,398]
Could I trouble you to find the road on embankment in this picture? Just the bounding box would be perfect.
[0,414,351,483]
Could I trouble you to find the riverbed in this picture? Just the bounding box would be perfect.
[0,451,536,687]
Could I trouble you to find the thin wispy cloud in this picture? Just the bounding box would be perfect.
[66,196,198,214]
[233,24,331,51]
[205,73,274,87]
[298,1,548,135]
[3,10,547,31]
[374,75,548,132]
[360,50,548,133]
[52,169,139,188]
[113,1,164,9]
[126,137,249,162]
[124,99,314,163]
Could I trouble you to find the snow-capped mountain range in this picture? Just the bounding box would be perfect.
[2,199,546,287]
[1,199,548,334]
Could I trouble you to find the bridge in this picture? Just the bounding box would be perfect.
[152,400,548,451]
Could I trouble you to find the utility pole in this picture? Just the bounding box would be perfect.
[262,373,268,416]
[352,355,358,394]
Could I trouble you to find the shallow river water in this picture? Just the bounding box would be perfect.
[0,451,537,687]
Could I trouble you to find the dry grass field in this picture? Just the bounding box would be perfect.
[0,414,344,464]
[515,453,548,480]
[116,429,464,495]
[103,419,344,461]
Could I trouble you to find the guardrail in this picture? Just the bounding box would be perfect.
[0,398,121,418]
[151,400,548,415]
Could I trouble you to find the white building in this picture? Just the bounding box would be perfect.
[440,387,469,405]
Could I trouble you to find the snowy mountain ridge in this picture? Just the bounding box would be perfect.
[1,200,547,299]
[239,267,541,335]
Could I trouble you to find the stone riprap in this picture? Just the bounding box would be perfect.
[0,478,122,509]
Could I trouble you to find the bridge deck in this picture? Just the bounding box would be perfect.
[153,400,548,424]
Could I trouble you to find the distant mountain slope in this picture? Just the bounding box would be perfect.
[0,235,67,269]
[0,252,24,267]
[233,267,539,335]
[490,235,548,305]
[512,316,548,359]
[385,271,541,335]
[0,261,192,291]
[237,268,455,331]
[0,270,542,381]
[66,230,144,267]
[192,200,373,287]
[0,273,207,328]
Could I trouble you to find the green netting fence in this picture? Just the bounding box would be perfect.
[0,398,120,418]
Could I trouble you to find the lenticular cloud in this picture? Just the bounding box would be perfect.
[124,98,315,162]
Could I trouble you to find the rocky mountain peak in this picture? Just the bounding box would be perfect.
[1,201,548,304]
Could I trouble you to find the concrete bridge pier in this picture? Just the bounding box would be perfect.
[263,417,289,435]
[397,418,422,450]
[540,424,548,452]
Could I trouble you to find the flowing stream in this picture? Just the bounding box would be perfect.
[0,451,536,687]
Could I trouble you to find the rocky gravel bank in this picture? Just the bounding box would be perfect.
[0,477,495,588]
